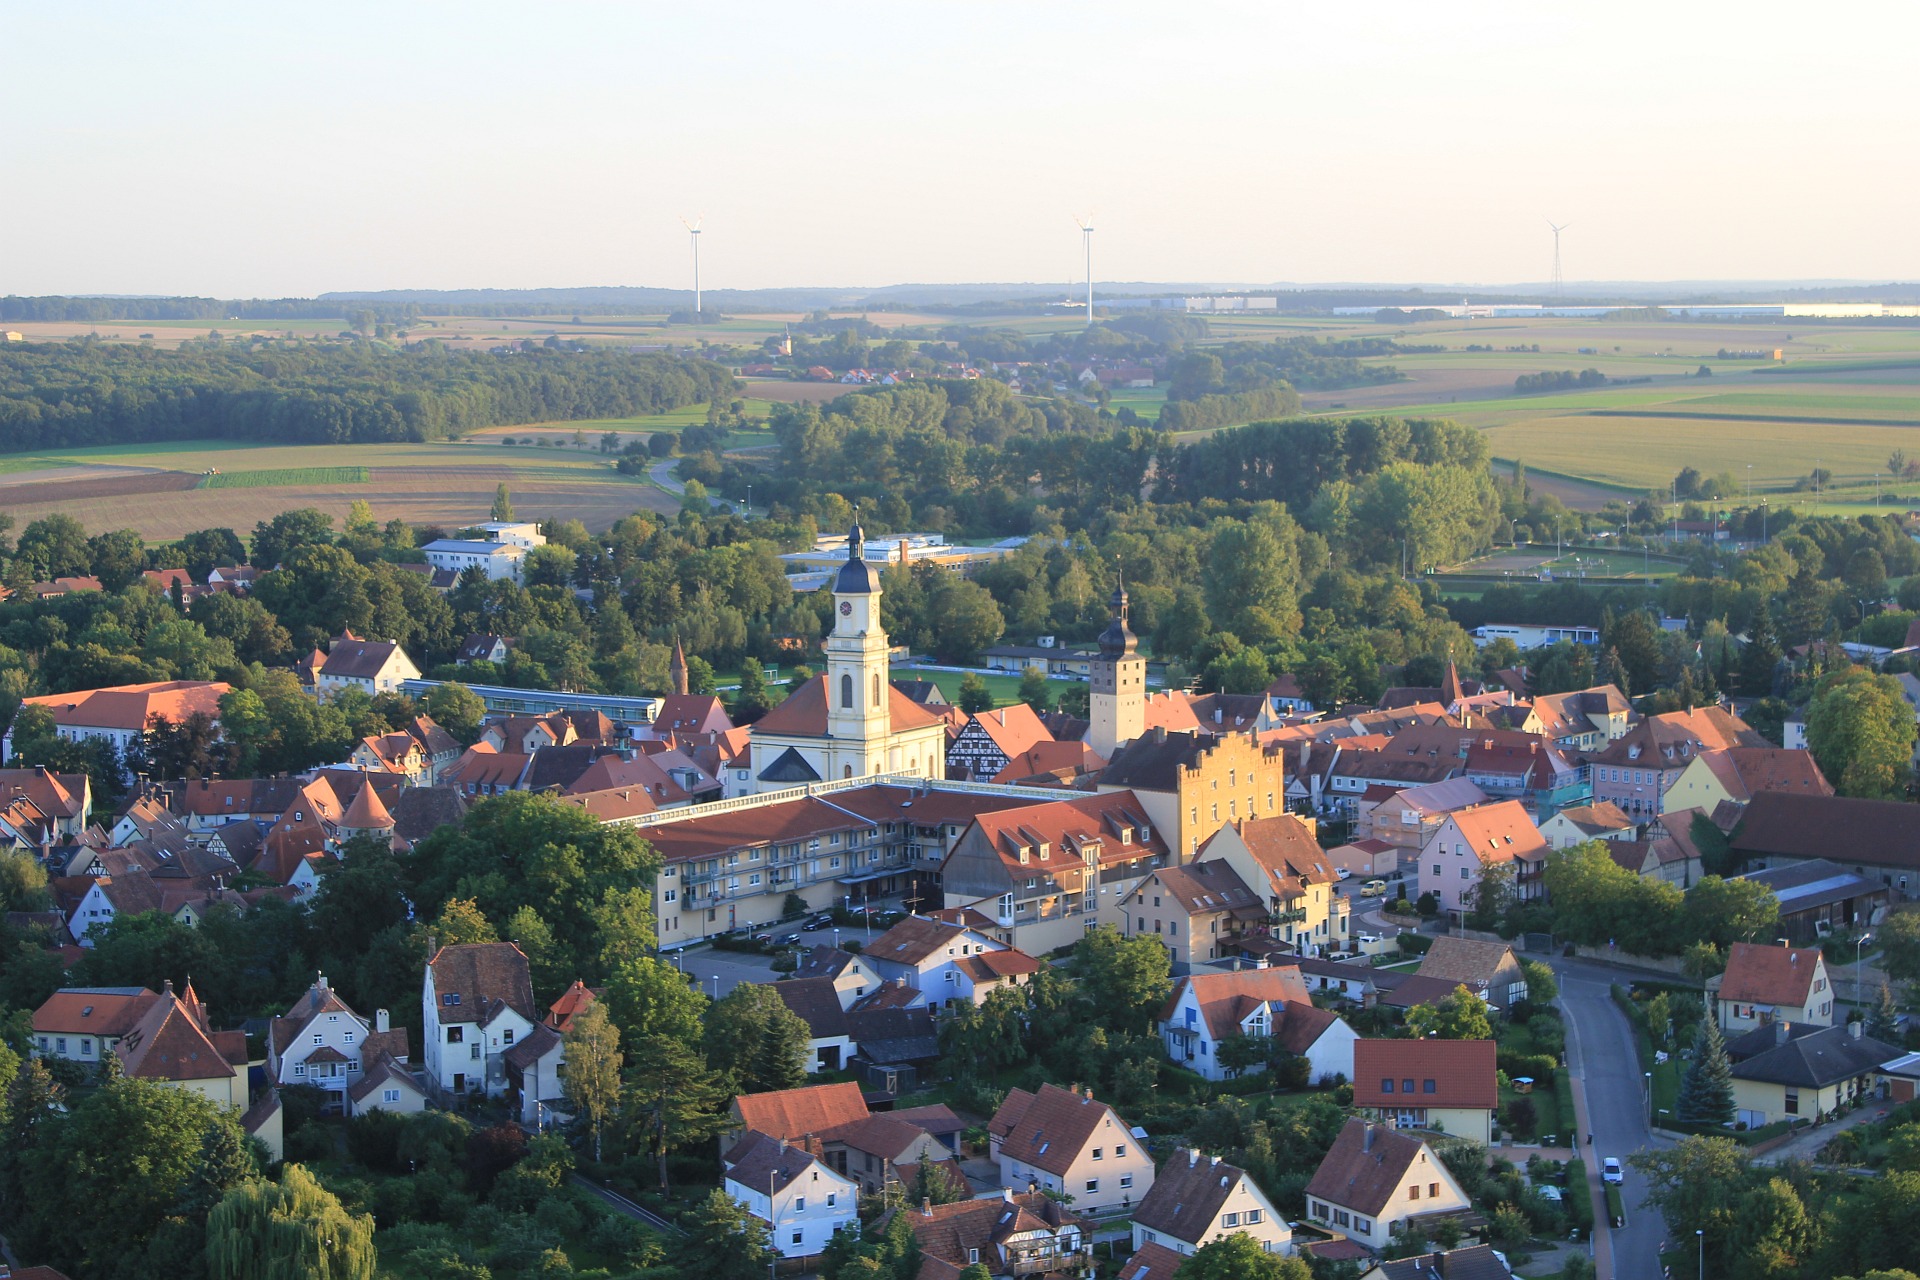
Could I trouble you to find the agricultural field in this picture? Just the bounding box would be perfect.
[1301,316,1920,508]
[0,439,678,539]
[202,466,368,489]
[1440,545,1683,581]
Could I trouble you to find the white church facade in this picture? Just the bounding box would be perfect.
[747,521,949,790]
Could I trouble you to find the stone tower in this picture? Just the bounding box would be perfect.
[1089,581,1146,759]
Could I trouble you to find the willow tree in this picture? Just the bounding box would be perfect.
[206,1164,375,1280]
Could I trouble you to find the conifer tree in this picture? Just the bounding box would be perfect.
[1677,1014,1734,1126]
[1869,980,1901,1043]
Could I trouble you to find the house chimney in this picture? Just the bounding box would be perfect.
[317,971,328,990]
[1850,1018,1863,1040]
[1775,1020,1791,1048]
[162,979,174,997]
[376,1009,390,1033]
[922,1197,933,1217]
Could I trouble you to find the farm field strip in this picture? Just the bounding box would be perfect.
[202,466,369,488]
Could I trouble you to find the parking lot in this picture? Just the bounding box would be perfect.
[672,915,895,999]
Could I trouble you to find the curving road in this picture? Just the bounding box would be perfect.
[1555,958,1674,1280]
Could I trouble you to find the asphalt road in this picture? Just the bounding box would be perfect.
[1555,957,1672,1280]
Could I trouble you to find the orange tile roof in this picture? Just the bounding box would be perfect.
[733,1081,868,1138]
[752,674,944,738]
[545,980,602,1032]
[1444,800,1549,865]
[22,681,229,732]
[1719,941,1822,1007]
[33,987,159,1037]
[965,790,1166,895]
[1352,1038,1497,1110]
[115,982,245,1082]
[1158,968,1312,1040]
[965,703,1053,759]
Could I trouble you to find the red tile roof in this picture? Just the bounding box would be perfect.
[989,1082,1129,1176]
[640,795,874,865]
[1719,941,1822,1007]
[1444,800,1549,866]
[1158,968,1313,1041]
[1305,1118,1436,1217]
[115,982,245,1082]
[733,1081,868,1138]
[33,986,159,1037]
[1352,1038,1497,1110]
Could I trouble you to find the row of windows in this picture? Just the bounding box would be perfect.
[1380,1077,1440,1095]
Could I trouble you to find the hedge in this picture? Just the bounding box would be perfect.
[1564,1158,1594,1232]
[1604,1184,1625,1227]
[1397,933,1435,956]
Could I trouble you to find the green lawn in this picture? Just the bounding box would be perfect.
[888,667,1055,708]
[1504,1079,1564,1144]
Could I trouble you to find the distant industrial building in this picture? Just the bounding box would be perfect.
[1336,302,1920,320]
[779,532,1026,593]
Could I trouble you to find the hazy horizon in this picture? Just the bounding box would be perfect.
[7,1,1918,298]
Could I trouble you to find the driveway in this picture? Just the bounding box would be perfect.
[1555,957,1672,1280]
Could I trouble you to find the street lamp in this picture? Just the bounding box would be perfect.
[1645,1070,1653,1129]
[1857,931,1874,1010]
[1697,1228,1705,1280]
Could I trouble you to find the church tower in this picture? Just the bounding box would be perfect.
[1089,581,1146,759]
[824,518,891,760]
[669,636,689,697]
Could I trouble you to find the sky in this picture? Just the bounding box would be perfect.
[4,1,1918,298]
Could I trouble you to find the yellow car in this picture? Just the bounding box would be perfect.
[1359,879,1389,897]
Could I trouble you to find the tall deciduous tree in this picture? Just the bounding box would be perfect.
[1807,669,1918,800]
[491,484,514,521]
[1406,985,1494,1041]
[1175,1232,1313,1280]
[563,1001,623,1162]
[1074,925,1172,1035]
[622,1034,730,1190]
[704,982,810,1093]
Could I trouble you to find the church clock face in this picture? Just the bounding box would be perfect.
[840,602,852,615]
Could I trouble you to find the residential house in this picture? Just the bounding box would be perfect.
[1529,686,1633,753]
[63,871,163,946]
[1327,838,1401,881]
[1417,800,1550,918]
[725,1082,954,1196]
[892,1190,1089,1279]
[1661,747,1833,816]
[1294,955,1384,1007]
[1266,673,1317,717]
[989,1083,1157,1217]
[1359,779,1491,855]
[1537,801,1636,849]
[1459,733,1587,817]
[1157,968,1356,1084]
[793,947,886,1006]
[1730,793,1920,899]
[482,712,576,754]
[941,790,1169,956]
[5,681,229,777]
[1352,1039,1498,1144]
[267,973,408,1115]
[1735,859,1888,945]
[1193,814,1347,959]
[422,536,531,584]
[1304,1119,1475,1254]
[32,986,160,1065]
[1585,707,1763,819]
[1727,1020,1900,1128]
[1131,1147,1291,1258]
[774,979,859,1073]
[315,631,422,696]
[350,732,430,786]
[1415,938,1528,1016]
[647,693,736,738]
[1118,1241,1187,1280]
[858,914,1039,1009]
[422,941,540,1100]
[0,767,92,844]
[1095,726,1289,861]
[114,979,249,1108]
[723,1131,859,1260]
[348,1054,429,1116]
[1712,941,1834,1034]
[728,1081,869,1148]
[1120,860,1266,968]
[947,704,1055,781]
[457,634,514,665]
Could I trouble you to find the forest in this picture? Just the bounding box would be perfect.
[0,339,736,450]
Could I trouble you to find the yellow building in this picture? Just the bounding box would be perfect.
[1660,747,1833,817]
[1193,814,1347,956]
[1097,727,1289,862]
[114,979,249,1109]
[1729,1021,1899,1127]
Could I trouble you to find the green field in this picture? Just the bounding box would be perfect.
[202,466,368,489]
[1104,386,1165,421]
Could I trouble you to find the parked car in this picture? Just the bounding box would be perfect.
[802,916,831,931]
[1336,868,1352,880]
[1602,1158,1624,1184]
[1359,879,1388,897]
[779,932,802,946]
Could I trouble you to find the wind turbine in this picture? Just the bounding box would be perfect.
[1547,220,1571,300]
[1074,215,1095,326]
[681,215,704,316]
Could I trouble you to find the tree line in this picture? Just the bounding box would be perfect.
[0,338,735,450]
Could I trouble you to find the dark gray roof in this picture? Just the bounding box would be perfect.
[1098,728,1211,791]
[522,745,616,793]
[1133,1149,1246,1244]
[1373,1243,1513,1280]
[759,746,822,784]
[774,978,851,1039]
[891,680,947,706]
[848,1006,939,1063]
[1729,1024,1899,1088]
[391,787,468,846]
